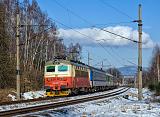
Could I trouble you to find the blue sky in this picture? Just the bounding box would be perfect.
[34,0,160,68]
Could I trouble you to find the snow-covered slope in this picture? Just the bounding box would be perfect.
[27,88,160,117]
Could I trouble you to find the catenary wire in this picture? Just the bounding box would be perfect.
[51,0,139,67]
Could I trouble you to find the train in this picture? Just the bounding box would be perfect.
[44,58,117,96]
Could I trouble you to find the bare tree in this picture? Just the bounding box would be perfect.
[0,0,82,92]
[147,45,160,85]
[0,3,15,89]
[67,43,82,61]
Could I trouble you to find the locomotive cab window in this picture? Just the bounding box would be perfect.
[58,65,68,72]
[46,66,55,72]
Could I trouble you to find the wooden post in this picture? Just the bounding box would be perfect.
[16,1,21,100]
[137,4,143,101]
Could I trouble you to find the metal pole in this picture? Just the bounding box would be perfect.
[16,0,20,100]
[138,4,143,100]
[157,55,160,82]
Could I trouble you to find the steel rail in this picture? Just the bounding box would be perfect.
[0,87,129,117]
[0,87,118,106]
[0,97,54,106]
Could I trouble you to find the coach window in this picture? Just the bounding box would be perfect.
[46,66,55,72]
[58,65,68,72]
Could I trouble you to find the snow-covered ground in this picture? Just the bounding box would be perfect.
[6,90,45,101]
[22,88,160,117]
[1,87,160,117]
[22,90,45,100]
[0,87,125,112]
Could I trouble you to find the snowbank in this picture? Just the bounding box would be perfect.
[27,88,160,117]
[22,90,45,100]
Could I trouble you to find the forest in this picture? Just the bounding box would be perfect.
[0,0,82,95]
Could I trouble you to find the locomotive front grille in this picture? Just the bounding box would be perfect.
[55,85,58,90]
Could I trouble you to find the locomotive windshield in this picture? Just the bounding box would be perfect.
[46,66,55,72]
[58,65,68,72]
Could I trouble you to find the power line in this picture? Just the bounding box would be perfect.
[98,0,134,20]
[94,21,134,26]
[93,45,136,67]
[4,24,141,45]
[52,8,136,67]
[53,0,139,44]
[109,47,137,66]
[94,38,138,66]
[19,21,134,67]
[54,19,137,67]
[97,28,140,43]
[54,0,92,26]
[52,0,138,66]
[94,58,112,67]
[52,19,113,66]
[17,6,135,68]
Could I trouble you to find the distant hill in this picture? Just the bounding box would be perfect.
[118,66,137,76]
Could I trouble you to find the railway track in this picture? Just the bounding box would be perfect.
[0,87,129,117]
[0,87,118,106]
[0,96,54,106]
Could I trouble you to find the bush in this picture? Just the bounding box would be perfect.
[148,84,155,91]
[0,89,16,102]
[155,82,160,95]
[149,83,160,95]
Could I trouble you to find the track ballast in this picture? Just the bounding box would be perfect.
[0,87,129,117]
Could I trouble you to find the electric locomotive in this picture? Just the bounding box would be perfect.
[44,58,115,96]
[44,59,90,96]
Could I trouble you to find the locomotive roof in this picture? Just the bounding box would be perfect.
[45,59,70,65]
[45,59,88,68]
[45,59,106,72]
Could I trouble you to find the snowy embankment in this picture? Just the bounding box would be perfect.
[0,87,125,112]
[7,90,45,101]
[22,90,45,100]
[25,88,160,117]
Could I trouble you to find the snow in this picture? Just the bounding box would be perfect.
[6,90,45,101]
[0,87,125,112]
[1,87,160,117]
[24,88,160,117]
[22,90,45,100]
[127,88,154,101]
[7,94,16,101]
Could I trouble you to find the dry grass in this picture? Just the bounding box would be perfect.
[0,88,16,102]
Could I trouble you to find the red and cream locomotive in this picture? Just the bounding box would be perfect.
[44,59,116,96]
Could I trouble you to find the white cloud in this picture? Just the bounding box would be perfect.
[58,26,154,48]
